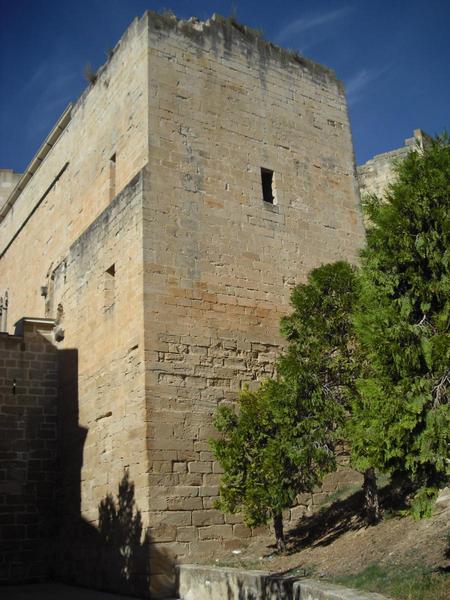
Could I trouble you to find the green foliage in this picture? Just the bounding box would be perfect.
[410,486,439,519]
[211,262,359,529]
[332,563,450,600]
[280,261,360,409]
[212,136,450,529]
[349,135,450,514]
[212,380,335,527]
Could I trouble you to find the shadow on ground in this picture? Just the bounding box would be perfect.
[286,482,413,553]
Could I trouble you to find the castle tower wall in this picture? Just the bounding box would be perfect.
[0,169,22,212]
[0,13,149,315]
[0,320,58,583]
[357,128,431,199]
[0,11,366,597]
[0,14,150,543]
[140,13,366,583]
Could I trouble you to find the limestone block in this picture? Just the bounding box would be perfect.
[192,510,224,526]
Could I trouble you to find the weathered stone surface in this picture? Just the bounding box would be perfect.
[177,565,390,600]
[0,168,21,212]
[357,129,430,199]
[435,487,450,511]
[0,10,366,596]
[0,320,58,583]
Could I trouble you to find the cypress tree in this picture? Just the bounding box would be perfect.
[211,262,358,550]
[349,134,450,516]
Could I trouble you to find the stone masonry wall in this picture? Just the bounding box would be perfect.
[0,13,149,325]
[141,13,366,585]
[0,168,21,212]
[1,171,149,595]
[0,11,367,598]
[50,171,147,533]
[0,14,150,591]
[0,320,58,583]
[357,128,430,199]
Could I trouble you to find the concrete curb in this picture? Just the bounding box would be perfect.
[177,564,390,599]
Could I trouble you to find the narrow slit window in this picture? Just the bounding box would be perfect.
[261,168,275,204]
[104,264,116,312]
[109,153,116,201]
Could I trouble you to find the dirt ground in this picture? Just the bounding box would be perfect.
[207,485,450,579]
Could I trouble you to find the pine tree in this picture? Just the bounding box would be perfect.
[349,134,450,516]
[211,262,358,550]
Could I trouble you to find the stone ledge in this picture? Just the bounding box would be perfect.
[177,564,390,600]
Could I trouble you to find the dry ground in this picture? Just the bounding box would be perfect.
[206,485,450,582]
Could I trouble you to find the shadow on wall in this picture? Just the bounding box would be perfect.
[0,327,59,583]
[96,471,151,594]
[56,350,170,598]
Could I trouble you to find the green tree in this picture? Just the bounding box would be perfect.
[348,135,450,516]
[211,262,358,550]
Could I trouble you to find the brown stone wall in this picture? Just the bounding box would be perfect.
[50,171,147,527]
[0,11,367,598]
[0,320,58,583]
[357,128,430,199]
[141,13,366,578]
[0,14,149,328]
[0,169,21,212]
[2,170,149,593]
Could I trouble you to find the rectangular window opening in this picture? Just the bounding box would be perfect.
[109,153,116,201]
[104,264,116,312]
[261,168,275,204]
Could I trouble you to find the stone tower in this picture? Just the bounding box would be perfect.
[0,12,365,597]
[357,128,431,198]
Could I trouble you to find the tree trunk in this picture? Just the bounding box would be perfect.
[363,467,380,524]
[273,512,286,553]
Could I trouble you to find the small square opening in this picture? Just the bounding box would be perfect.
[109,153,116,201]
[261,168,275,204]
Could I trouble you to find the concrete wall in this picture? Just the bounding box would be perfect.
[177,565,389,599]
[0,320,58,583]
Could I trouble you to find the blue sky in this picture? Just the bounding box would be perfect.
[1,0,449,171]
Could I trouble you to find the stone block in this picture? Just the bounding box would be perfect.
[232,523,252,538]
[171,485,199,497]
[187,461,212,474]
[198,524,233,540]
[192,509,224,526]
[199,485,219,497]
[167,496,203,511]
[176,526,198,542]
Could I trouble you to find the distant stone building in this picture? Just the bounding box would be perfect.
[0,168,22,212]
[0,12,365,597]
[357,129,431,199]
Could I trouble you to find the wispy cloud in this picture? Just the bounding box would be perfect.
[345,66,391,105]
[25,60,80,139]
[274,6,352,44]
